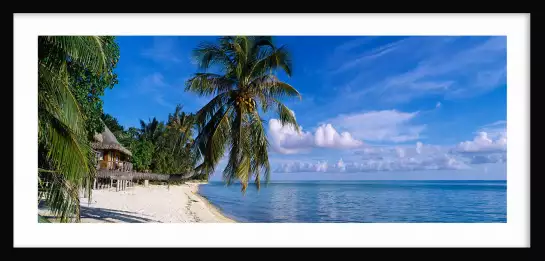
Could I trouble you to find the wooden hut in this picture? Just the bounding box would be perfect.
[89,124,195,191]
[91,125,133,172]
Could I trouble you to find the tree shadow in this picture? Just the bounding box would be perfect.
[38,203,161,223]
[79,206,161,223]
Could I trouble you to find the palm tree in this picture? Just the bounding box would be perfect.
[185,36,301,192]
[138,117,164,144]
[166,104,195,153]
[38,36,112,222]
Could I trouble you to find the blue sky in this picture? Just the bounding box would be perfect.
[102,36,507,180]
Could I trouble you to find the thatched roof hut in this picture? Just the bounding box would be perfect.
[91,125,132,157]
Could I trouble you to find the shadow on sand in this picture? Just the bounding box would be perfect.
[39,201,159,223]
[80,206,160,223]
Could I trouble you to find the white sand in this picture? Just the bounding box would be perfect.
[39,182,235,223]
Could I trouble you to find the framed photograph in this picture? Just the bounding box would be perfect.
[14,13,531,248]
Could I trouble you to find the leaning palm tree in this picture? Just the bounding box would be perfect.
[186,36,301,192]
[38,36,112,222]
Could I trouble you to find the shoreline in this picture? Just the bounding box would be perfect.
[185,182,237,223]
[39,182,237,223]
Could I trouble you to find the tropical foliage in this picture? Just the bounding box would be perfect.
[101,113,124,134]
[103,105,200,178]
[38,36,120,222]
[185,36,302,192]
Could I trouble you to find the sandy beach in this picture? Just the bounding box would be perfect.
[39,182,236,223]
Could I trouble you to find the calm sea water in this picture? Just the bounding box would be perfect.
[199,180,507,223]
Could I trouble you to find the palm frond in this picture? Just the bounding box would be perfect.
[41,36,108,74]
[250,45,292,78]
[39,62,85,133]
[193,41,234,71]
[274,99,299,132]
[41,112,93,182]
[185,73,236,96]
[249,110,271,187]
[251,74,302,100]
[39,171,82,223]
[193,103,233,172]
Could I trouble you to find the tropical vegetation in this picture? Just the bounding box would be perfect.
[102,105,201,179]
[38,36,120,222]
[37,35,300,223]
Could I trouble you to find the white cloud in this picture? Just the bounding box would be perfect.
[268,119,314,154]
[395,147,405,158]
[323,110,426,143]
[276,141,469,173]
[268,120,363,154]
[333,36,506,106]
[138,72,170,92]
[154,94,174,109]
[136,72,175,108]
[141,36,182,63]
[450,128,507,165]
[275,160,330,173]
[416,141,423,154]
[335,158,346,172]
[331,38,407,75]
[275,153,468,173]
[435,102,442,109]
[275,132,508,174]
[477,120,507,140]
[314,124,363,149]
[454,131,506,153]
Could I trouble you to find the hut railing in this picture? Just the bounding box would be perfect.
[96,160,133,172]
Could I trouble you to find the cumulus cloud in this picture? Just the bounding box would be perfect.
[453,131,506,153]
[275,132,509,174]
[314,124,363,149]
[268,120,363,154]
[275,153,468,173]
[477,121,506,140]
[269,109,425,154]
[276,140,471,173]
[450,127,507,164]
[323,110,426,143]
[268,119,314,154]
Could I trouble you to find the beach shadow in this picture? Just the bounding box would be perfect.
[80,206,160,223]
[38,200,160,223]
